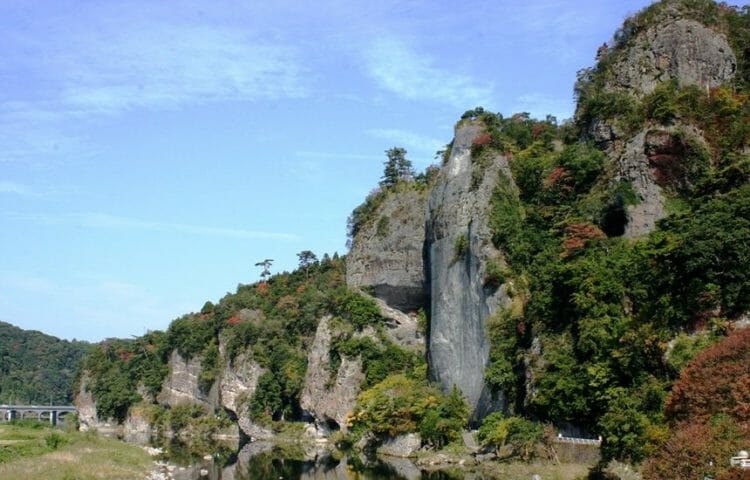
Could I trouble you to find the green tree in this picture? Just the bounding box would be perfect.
[380,147,414,187]
[254,258,274,282]
[296,250,317,279]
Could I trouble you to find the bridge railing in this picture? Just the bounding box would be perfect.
[554,435,602,445]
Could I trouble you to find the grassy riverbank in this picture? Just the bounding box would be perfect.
[0,421,152,480]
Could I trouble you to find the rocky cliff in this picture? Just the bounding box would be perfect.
[300,316,365,432]
[75,2,750,464]
[157,350,218,409]
[607,18,736,95]
[217,337,272,440]
[346,187,428,312]
[425,121,511,419]
[584,3,738,237]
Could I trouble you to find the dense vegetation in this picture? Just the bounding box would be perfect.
[80,251,449,442]
[461,0,750,467]
[642,328,750,480]
[0,321,91,404]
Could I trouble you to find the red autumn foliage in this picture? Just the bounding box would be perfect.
[296,285,306,294]
[516,321,526,335]
[644,329,750,480]
[666,327,750,425]
[256,282,269,295]
[562,223,605,257]
[118,350,133,362]
[472,132,492,147]
[531,123,546,138]
[544,166,573,195]
[717,469,750,480]
[642,418,750,480]
[227,314,242,326]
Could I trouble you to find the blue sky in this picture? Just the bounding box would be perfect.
[0,0,655,341]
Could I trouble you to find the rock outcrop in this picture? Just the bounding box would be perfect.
[157,350,217,409]
[376,433,422,458]
[372,296,424,353]
[346,187,428,312]
[300,316,365,431]
[425,120,511,419]
[608,18,736,95]
[617,129,668,237]
[616,124,709,237]
[217,337,272,439]
[75,372,113,432]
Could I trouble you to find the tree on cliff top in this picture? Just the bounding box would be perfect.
[380,147,414,188]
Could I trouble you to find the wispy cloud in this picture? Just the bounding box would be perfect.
[0,5,308,161]
[5,212,298,241]
[0,181,31,196]
[367,128,445,155]
[364,37,493,108]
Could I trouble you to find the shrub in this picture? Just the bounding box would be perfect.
[478,413,545,461]
[44,431,66,450]
[350,374,468,447]
[453,234,469,259]
[483,260,506,289]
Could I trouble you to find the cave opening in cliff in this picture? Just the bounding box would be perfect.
[600,193,628,237]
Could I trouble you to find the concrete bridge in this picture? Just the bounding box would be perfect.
[0,404,76,426]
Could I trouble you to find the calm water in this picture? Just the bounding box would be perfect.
[155,439,468,480]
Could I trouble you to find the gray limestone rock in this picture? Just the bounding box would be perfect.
[217,337,272,439]
[300,316,365,431]
[157,350,218,409]
[609,18,736,95]
[372,295,424,353]
[376,433,422,458]
[617,124,708,237]
[346,187,428,312]
[426,120,511,420]
[75,372,114,432]
[617,129,667,237]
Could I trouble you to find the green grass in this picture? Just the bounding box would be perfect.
[0,422,153,480]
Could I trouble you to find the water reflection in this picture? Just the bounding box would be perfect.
[156,440,466,480]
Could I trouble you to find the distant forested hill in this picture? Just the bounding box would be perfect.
[0,321,92,404]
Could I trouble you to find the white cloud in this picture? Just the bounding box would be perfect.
[364,37,493,108]
[5,212,298,241]
[0,6,309,161]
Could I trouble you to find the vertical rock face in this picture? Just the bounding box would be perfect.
[300,316,365,431]
[75,372,106,431]
[217,337,272,439]
[346,188,428,312]
[618,129,668,237]
[425,120,511,419]
[157,350,217,409]
[608,18,736,95]
[617,125,708,237]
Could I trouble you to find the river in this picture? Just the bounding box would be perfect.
[149,439,465,480]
